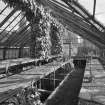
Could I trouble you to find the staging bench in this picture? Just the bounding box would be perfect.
[0,60,71,95]
[0,55,60,74]
[0,58,39,74]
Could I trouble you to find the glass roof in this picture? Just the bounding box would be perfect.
[78,0,105,25]
[0,0,105,29]
[1,11,21,31]
[0,1,30,46]
[0,1,21,32]
[0,0,104,47]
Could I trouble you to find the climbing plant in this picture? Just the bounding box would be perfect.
[2,0,34,21]
[50,21,63,55]
[2,0,64,58]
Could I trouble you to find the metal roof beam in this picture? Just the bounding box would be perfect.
[71,0,105,31]
[41,0,105,47]
[93,0,96,18]
[66,22,105,48]
[2,19,27,45]
[0,5,8,15]
[49,0,105,43]
[0,7,17,28]
[13,29,30,46]
[61,0,101,31]
[14,30,30,47]
[0,15,25,42]
[6,24,30,46]
[0,12,22,39]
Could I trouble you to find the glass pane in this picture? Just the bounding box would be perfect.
[95,0,105,25]
[6,15,21,31]
[0,1,13,23]
[78,0,94,14]
[0,1,6,10]
[1,11,21,31]
[78,0,105,26]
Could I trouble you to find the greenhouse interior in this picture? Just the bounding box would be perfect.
[0,0,105,105]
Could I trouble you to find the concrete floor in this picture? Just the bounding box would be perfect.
[79,58,105,104]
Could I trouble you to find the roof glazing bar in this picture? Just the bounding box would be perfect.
[0,12,22,38]
[11,26,30,44]
[6,24,30,46]
[9,29,29,46]
[14,30,30,46]
[0,15,26,41]
[4,20,28,44]
[52,0,98,30]
[72,1,105,31]
[0,5,8,15]
[19,34,30,47]
[0,7,17,28]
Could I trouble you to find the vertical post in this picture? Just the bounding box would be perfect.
[69,42,72,59]
[103,49,105,57]
[53,69,55,89]
[90,55,92,77]
[18,47,23,58]
[30,33,36,58]
[93,0,96,18]
[30,19,38,58]
[14,48,17,58]
[3,47,7,60]
[39,80,42,89]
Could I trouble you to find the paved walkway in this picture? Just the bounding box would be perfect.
[79,58,105,105]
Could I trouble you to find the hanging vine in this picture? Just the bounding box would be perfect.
[1,0,34,21]
[30,6,43,58]
[30,5,51,58]
[39,7,52,59]
[2,0,64,58]
[50,21,63,55]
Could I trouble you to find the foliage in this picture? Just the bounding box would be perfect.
[1,86,42,105]
[39,8,51,58]
[50,22,63,55]
[2,0,64,58]
[2,0,34,21]
[30,4,63,58]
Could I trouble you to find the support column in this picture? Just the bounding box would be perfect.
[30,29,36,58]
[3,47,7,60]
[45,59,86,105]
[69,42,72,59]
[30,8,42,58]
[18,47,23,58]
